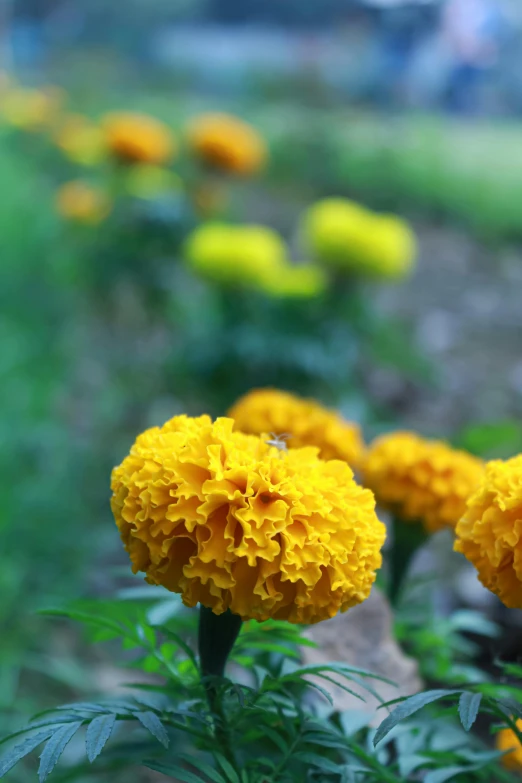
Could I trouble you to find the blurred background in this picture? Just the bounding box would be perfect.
[3,0,522,776]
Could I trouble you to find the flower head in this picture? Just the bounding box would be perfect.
[496,720,522,770]
[454,455,522,608]
[187,113,267,176]
[302,198,416,280]
[2,86,63,131]
[56,181,111,224]
[363,431,484,533]
[228,389,364,468]
[103,112,175,165]
[110,415,385,624]
[55,114,105,166]
[259,264,327,299]
[184,222,286,289]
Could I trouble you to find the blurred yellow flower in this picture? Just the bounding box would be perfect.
[228,388,364,468]
[260,263,327,299]
[124,164,181,200]
[455,455,522,608]
[497,721,522,770]
[103,112,175,165]
[303,198,416,280]
[2,86,64,131]
[111,414,385,623]
[363,431,484,533]
[187,113,267,176]
[56,181,111,225]
[184,222,286,289]
[55,114,105,167]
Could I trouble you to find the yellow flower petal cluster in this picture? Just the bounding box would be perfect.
[260,264,327,299]
[363,431,484,533]
[56,181,111,225]
[2,87,63,131]
[103,112,175,165]
[187,113,267,176]
[454,455,522,608]
[497,720,522,770]
[228,389,364,468]
[55,114,105,167]
[302,198,416,280]
[110,415,385,624]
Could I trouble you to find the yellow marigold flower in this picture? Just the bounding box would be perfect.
[497,721,522,770]
[228,389,364,468]
[363,431,484,533]
[260,264,327,299]
[302,198,416,280]
[454,455,522,608]
[111,415,385,623]
[2,86,63,131]
[184,222,286,289]
[187,113,267,176]
[56,180,111,225]
[55,114,105,167]
[103,112,175,165]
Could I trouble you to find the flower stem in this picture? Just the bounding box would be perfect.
[389,516,428,606]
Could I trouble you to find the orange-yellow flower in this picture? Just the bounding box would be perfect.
[103,112,175,165]
[455,455,522,608]
[363,431,484,533]
[110,415,385,624]
[228,389,364,468]
[187,113,266,176]
[2,86,64,131]
[56,181,111,224]
[497,720,522,770]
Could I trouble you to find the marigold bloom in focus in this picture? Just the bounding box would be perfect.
[103,112,175,165]
[111,415,385,623]
[55,114,105,166]
[497,720,522,770]
[2,87,63,131]
[455,455,522,608]
[363,431,484,533]
[56,181,111,225]
[184,222,286,289]
[228,389,364,468]
[302,198,416,280]
[187,113,267,176]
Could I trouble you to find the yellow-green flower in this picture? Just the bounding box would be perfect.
[187,113,267,176]
[259,264,327,299]
[2,86,64,131]
[363,431,484,533]
[302,198,416,280]
[55,114,105,167]
[103,112,176,166]
[455,455,522,609]
[184,222,286,289]
[496,720,522,770]
[110,414,385,624]
[56,180,111,225]
[124,165,182,200]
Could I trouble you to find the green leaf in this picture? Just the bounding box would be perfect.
[86,714,116,762]
[156,626,198,667]
[458,692,482,732]
[177,753,227,783]
[135,711,169,748]
[0,729,54,778]
[374,690,461,746]
[293,752,343,773]
[424,766,471,783]
[144,760,206,782]
[262,726,288,754]
[38,722,83,782]
[214,752,240,783]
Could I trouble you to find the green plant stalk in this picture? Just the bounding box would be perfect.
[198,606,242,768]
[389,515,428,606]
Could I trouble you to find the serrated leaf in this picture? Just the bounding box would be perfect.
[458,692,482,731]
[86,714,116,762]
[144,760,206,782]
[38,721,83,782]
[0,729,54,778]
[374,690,461,746]
[135,711,169,748]
[214,752,240,783]
[177,753,227,783]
